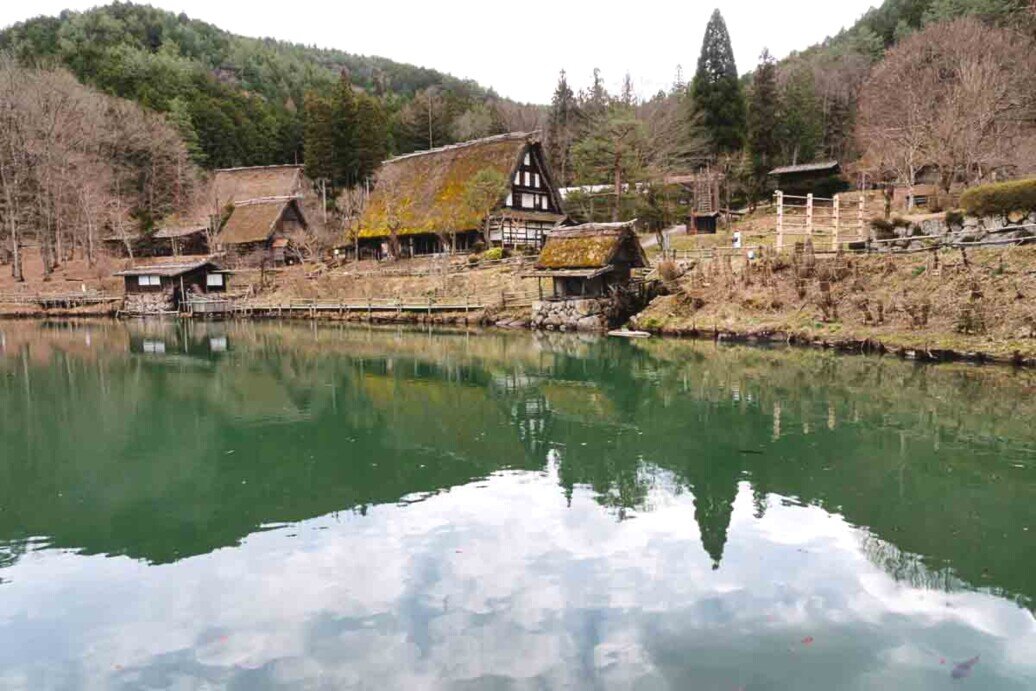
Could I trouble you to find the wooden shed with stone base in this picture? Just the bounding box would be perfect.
[528,221,648,332]
[115,257,228,315]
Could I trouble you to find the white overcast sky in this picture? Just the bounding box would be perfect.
[1,1,878,103]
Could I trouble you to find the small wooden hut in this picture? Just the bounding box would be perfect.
[531,221,648,299]
[357,132,566,258]
[768,161,847,197]
[217,197,307,266]
[154,223,210,256]
[210,165,307,266]
[115,257,228,314]
[666,170,724,234]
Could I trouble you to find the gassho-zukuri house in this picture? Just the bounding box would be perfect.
[528,221,649,332]
[211,165,308,266]
[356,132,567,258]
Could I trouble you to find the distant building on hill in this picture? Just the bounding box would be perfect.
[666,170,724,234]
[126,164,309,265]
[769,160,848,198]
[355,132,567,259]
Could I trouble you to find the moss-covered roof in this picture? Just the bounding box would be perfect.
[358,132,535,239]
[535,222,648,270]
[219,199,302,245]
[213,165,303,204]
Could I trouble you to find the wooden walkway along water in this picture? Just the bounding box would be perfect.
[0,292,122,309]
[185,295,499,319]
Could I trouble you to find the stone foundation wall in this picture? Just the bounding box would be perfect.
[531,298,613,332]
[125,291,174,314]
[881,212,1036,250]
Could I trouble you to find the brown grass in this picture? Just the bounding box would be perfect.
[634,245,1036,362]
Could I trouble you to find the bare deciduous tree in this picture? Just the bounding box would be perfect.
[857,19,1036,194]
[0,58,198,281]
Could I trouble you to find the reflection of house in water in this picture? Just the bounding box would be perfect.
[127,324,232,359]
[2,323,1032,609]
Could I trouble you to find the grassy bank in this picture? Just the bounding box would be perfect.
[632,245,1036,365]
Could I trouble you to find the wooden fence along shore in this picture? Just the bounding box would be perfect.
[0,292,122,309]
[171,288,541,320]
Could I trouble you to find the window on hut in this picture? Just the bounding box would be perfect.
[137,275,161,287]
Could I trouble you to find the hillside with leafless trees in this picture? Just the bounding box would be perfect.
[0,58,198,282]
[856,18,1036,192]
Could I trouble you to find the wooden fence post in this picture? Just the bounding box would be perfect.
[806,193,814,237]
[858,194,865,241]
[775,191,784,252]
[832,194,841,252]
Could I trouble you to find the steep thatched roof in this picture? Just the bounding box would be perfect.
[213,165,303,205]
[358,132,546,239]
[219,198,305,246]
[535,222,647,271]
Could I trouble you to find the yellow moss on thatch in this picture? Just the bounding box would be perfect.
[358,133,533,239]
[535,222,647,270]
[536,236,621,269]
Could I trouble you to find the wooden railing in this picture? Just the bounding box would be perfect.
[185,295,491,317]
[0,292,122,308]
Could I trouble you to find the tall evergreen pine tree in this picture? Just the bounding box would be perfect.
[303,91,333,185]
[330,72,359,189]
[355,94,388,184]
[746,50,779,199]
[545,70,580,187]
[691,9,746,154]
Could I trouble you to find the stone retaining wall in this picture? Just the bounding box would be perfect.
[531,297,613,332]
[882,212,1036,250]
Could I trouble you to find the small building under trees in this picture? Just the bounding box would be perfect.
[531,221,648,298]
[153,223,210,256]
[217,197,307,266]
[355,132,566,259]
[769,161,847,197]
[666,171,724,234]
[203,165,308,266]
[115,257,227,314]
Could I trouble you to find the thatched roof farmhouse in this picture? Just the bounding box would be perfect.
[212,165,308,266]
[357,132,566,258]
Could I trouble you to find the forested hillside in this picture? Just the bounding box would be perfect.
[754,0,1036,172]
[0,2,511,169]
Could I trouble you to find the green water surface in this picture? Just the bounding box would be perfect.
[0,321,1033,689]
